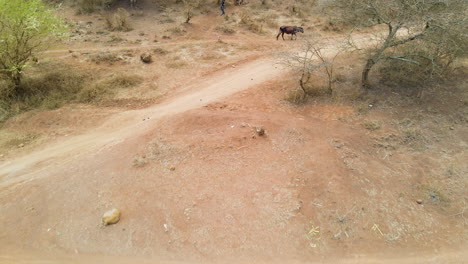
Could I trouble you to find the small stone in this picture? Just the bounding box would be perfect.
[102,209,121,225]
[449,126,454,130]
[18,143,24,148]
[256,126,265,136]
[416,199,423,204]
[170,166,176,171]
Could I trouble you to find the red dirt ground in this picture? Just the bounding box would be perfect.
[0,2,467,263]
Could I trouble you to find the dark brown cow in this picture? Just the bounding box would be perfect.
[276,26,304,40]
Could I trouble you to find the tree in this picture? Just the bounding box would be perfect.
[0,0,67,89]
[330,0,468,90]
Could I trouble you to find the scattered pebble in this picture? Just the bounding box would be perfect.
[18,143,24,148]
[170,166,176,171]
[416,199,423,204]
[102,208,121,226]
[256,126,265,136]
[449,127,454,130]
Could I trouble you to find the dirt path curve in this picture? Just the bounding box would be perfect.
[0,56,283,188]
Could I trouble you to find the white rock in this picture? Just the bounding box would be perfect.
[102,209,121,226]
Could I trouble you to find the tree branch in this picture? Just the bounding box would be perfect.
[387,56,420,65]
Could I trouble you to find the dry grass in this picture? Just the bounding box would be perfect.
[200,50,225,61]
[216,24,237,34]
[167,25,187,34]
[362,120,382,131]
[152,47,169,55]
[132,155,148,167]
[0,62,94,123]
[165,56,187,68]
[239,10,264,33]
[107,34,126,43]
[0,131,39,152]
[78,0,112,14]
[77,74,143,103]
[421,185,449,205]
[89,52,122,64]
[400,129,428,151]
[285,88,307,105]
[105,74,143,88]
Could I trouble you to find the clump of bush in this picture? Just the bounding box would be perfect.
[78,0,113,14]
[285,88,307,105]
[104,8,132,32]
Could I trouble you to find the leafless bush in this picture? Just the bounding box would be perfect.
[104,8,132,32]
[378,23,468,97]
[281,38,349,100]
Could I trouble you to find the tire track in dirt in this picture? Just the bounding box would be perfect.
[0,56,283,187]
